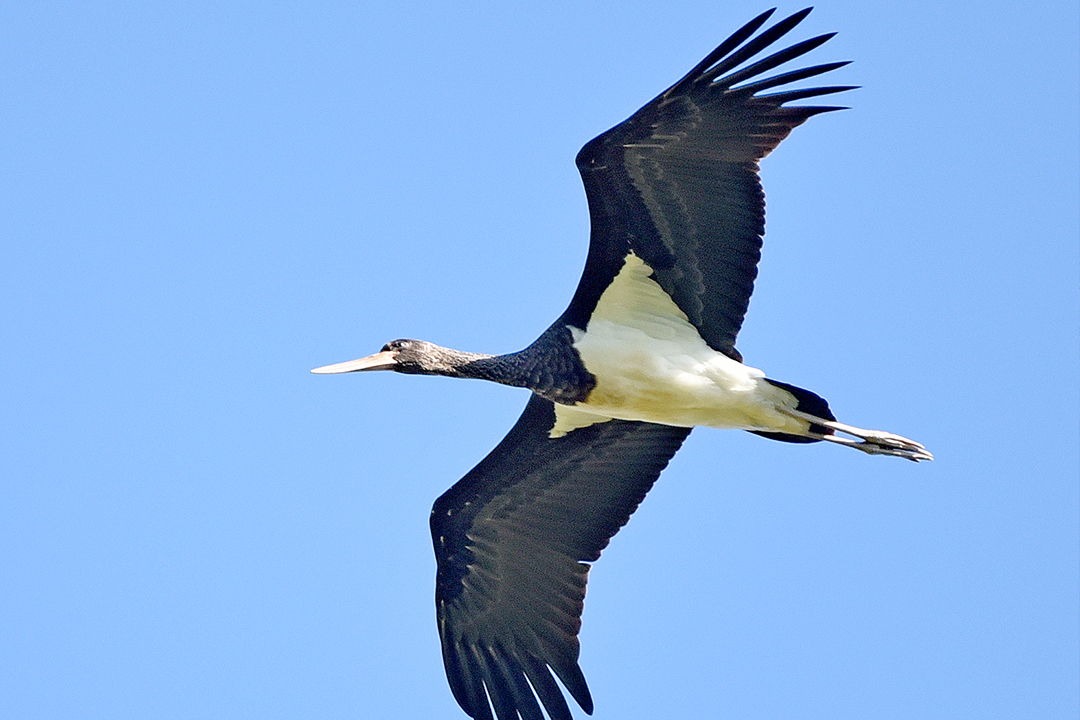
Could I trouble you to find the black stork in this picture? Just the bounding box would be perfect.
[313,8,931,720]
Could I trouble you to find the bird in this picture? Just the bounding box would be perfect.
[313,8,931,720]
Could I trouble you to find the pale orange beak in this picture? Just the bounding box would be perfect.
[310,350,397,374]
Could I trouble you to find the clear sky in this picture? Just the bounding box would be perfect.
[2,2,1077,719]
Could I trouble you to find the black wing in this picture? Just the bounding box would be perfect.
[431,395,690,720]
[565,8,853,361]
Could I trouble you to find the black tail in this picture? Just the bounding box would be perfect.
[752,378,836,444]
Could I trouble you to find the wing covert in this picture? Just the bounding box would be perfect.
[431,395,690,720]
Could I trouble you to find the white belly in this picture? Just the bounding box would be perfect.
[570,318,805,432]
[552,253,808,437]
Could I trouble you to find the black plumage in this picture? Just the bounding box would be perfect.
[312,8,930,720]
[566,8,850,361]
[432,396,690,719]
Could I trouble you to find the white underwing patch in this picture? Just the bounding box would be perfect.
[552,252,807,437]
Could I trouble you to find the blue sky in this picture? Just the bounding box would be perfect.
[2,2,1077,719]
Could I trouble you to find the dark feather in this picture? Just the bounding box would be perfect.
[566,8,851,362]
[432,396,690,719]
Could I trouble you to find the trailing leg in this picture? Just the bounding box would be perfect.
[782,407,933,462]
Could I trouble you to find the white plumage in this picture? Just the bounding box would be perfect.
[560,253,807,435]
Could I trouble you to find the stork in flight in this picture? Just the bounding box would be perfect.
[313,8,931,720]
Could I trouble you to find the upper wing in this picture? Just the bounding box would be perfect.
[564,8,854,361]
[431,395,691,720]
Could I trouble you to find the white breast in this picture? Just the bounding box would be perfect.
[551,253,807,438]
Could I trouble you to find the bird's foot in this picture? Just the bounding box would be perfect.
[785,409,933,462]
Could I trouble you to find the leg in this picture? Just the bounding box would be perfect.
[783,408,933,462]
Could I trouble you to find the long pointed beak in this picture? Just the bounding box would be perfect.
[311,350,397,374]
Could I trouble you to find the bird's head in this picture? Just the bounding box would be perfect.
[311,339,471,376]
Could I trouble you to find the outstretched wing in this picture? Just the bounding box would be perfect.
[564,8,853,361]
[431,395,690,720]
